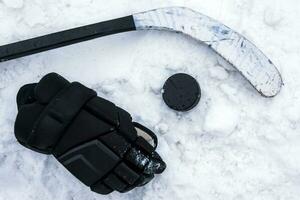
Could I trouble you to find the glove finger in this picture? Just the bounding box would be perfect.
[99,163,154,193]
[125,147,166,175]
[136,174,154,187]
[99,131,132,157]
[144,152,166,174]
[121,173,154,192]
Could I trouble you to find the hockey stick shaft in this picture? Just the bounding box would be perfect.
[0,16,136,62]
[0,7,282,97]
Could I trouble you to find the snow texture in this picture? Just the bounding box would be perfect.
[0,0,299,200]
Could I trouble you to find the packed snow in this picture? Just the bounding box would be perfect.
[0,0,300,200]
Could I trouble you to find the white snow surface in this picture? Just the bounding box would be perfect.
[0,0,299,200]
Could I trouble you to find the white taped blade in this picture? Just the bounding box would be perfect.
[133,7,283,97]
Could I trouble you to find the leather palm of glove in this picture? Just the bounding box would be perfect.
[14,73,166,195]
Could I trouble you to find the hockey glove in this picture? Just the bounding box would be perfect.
[14,73,166,194]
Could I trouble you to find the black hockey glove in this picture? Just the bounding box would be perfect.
[14,73,166,194]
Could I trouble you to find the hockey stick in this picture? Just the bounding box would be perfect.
[0,7,282,97]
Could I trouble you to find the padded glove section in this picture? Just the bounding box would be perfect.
[53,109,114,157]
[52,96,139,157]
[27,82,96,151]
[15,78,96,154]
[34,73,69,104]
[59,140,120,186]
[58,132,165,194]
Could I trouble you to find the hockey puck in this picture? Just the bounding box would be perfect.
[162,73,201,111]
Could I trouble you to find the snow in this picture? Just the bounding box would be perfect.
[1,0,23,9]
[0,0,300,200]
[209,65,229,80]
[203,98,239,134]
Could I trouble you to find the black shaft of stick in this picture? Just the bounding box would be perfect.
[0,16,136,62]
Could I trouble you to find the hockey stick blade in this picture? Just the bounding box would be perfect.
[0,7,282,97]
[133,7,283,97]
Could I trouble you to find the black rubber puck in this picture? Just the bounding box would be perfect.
[162,73,201,112]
